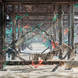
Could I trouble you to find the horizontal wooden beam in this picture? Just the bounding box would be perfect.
[3,0,78,5]
[6,61,78,67]
[7,11,78,17]
[5,61,64,65]
[4,0,78,3]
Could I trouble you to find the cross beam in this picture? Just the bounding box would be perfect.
[2,0,78,5]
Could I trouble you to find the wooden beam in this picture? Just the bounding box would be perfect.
[58,5,63,59]
[3,0,78,5]
[58,5,62,45]
[5,61,64,65]
[70,5,74,49]
[5,61,78,67]
[67,5,71,59]
[0,3,5,69]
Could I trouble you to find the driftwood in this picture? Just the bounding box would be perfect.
[33,43,75,62]
[64,61,78,69]
[52,43,75,60]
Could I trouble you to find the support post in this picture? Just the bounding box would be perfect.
[53,5,56,41]
[58,5,62,45]
[68,5,71,47]
[0,2,5,69]
[58,5,62,59]
[68,5,71,59]
[11,5,16,59]
[70,5,74,49]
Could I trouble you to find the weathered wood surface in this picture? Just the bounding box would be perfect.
[3,0,78,3]
[5,60,78,66]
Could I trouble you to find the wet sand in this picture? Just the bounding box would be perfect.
[0,65,78,78]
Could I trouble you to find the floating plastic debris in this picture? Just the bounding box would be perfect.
[64,28,68,35]
[51,41,55,49]
[25,12,29,16]
[53,14,58,21]
[15,14,23,20]
[24,25,29,29]
[74,4,78,7]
